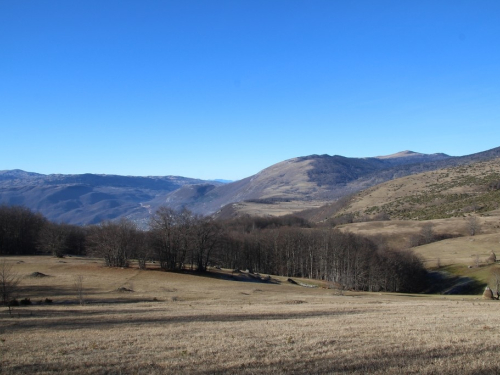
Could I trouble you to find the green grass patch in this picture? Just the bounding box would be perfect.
[438,263,498,294]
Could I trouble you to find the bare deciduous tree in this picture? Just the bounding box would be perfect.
[0,260,21,312]
[134,231,151,270]
[38,222,67,257]
[467,216,481,236]
[420,223,434,245]
[149,207,193,271]
[0,205,46,255]
[191,218,222,272]
[88,219,137,267]
[73,275,85,305]
[474,253,480,268]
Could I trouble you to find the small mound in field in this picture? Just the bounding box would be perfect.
[116,287,134,293]
[287,278,298,285]
[29,272,49,278]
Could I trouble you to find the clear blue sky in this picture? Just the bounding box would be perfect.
[1,1,499,180]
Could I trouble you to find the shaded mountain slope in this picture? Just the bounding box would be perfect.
[299,153,500,223]
[165,147,500,216]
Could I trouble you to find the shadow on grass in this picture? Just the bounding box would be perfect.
[17,285,101,299]
[5,330,500,374]
[217,344,500,375]
[425,271,485,295]
[2,307,366,333]
[152,269,281,284]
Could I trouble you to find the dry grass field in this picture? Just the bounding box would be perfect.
[338,209,500,256]
[224,200,329,218]
[2,256,500,374]
[412,232,500,267]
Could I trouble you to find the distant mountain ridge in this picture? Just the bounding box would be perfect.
[0,171,205,189]
[0,171,216,225]
[299,155,500,224]
[1,146,500,225]
[374,150,449,160]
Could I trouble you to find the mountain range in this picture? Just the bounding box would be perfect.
[1,146,500,225]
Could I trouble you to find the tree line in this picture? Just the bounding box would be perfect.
[0,204,427,293]
[0,205,86,257]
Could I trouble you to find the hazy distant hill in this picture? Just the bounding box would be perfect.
[0,171,216,225]
[1,146,499,225]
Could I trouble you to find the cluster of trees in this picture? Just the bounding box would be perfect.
[86,211,426,292]
[85,208,222,272]
[0,205,86,257]
[408,223,459,248]
[0,204,428,293]
[219,222,426,293]
[0,205,46,255]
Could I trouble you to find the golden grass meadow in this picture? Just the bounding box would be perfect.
[2,256,500,374]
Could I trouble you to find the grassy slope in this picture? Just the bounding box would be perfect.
[215,199,329,219]
[337,158,500,221]
[326,159,500,291]
[412,231,500,267]
[3,256,500,374]
[337,210,500,250]
[338,210,500,286]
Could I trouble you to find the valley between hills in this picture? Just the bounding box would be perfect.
[2,145,500,285]
[3,146,500,374]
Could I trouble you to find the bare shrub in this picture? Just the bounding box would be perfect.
[0,260,20,305]
[87,219,138,268]
[474,253,480,268]
[420,223,434,245]
[467,216,481,236]
[0,260,21,315]
[73,275,85,306]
